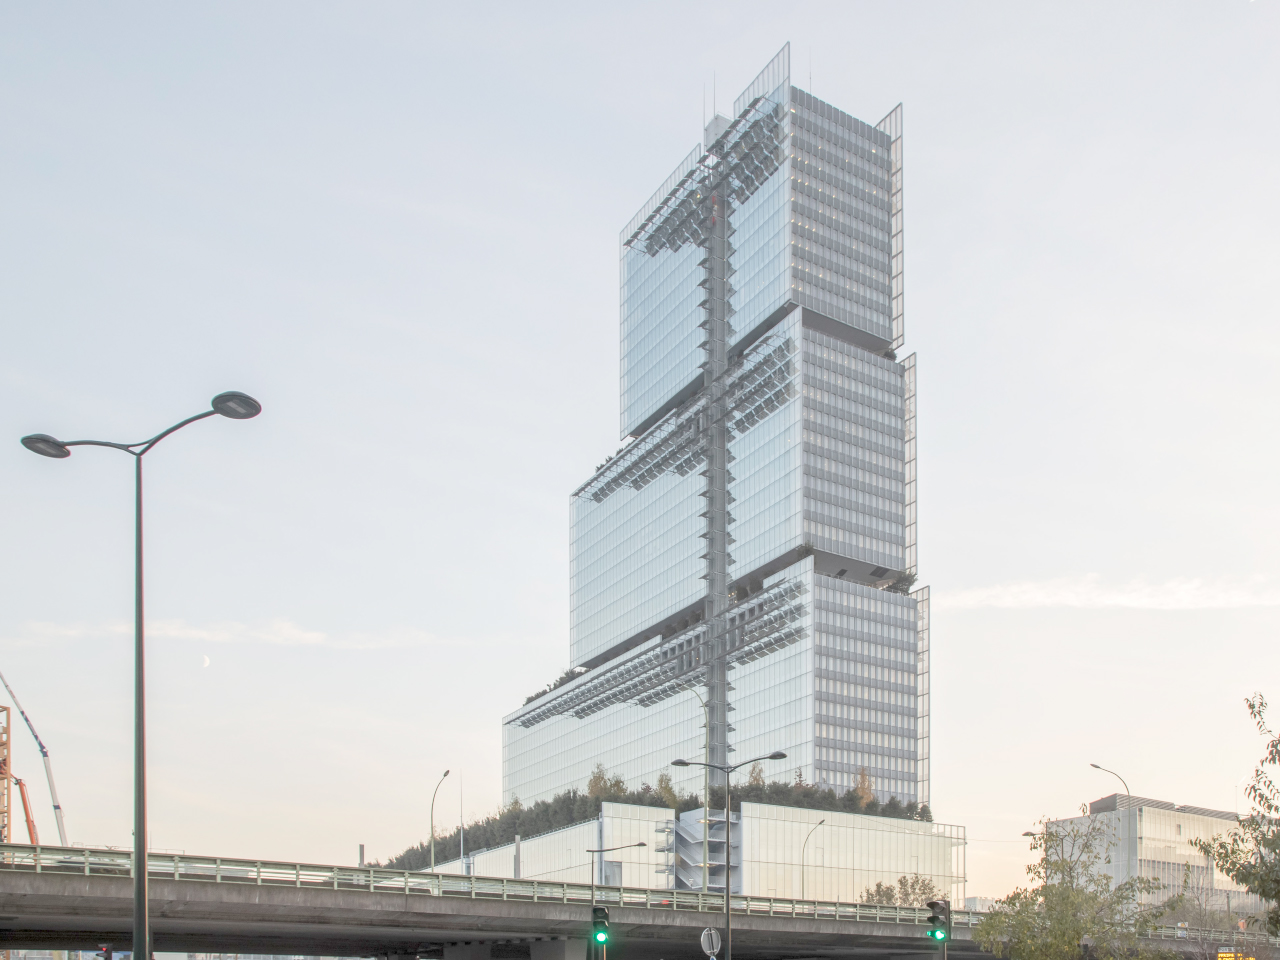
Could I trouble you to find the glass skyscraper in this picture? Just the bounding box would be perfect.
[504,43,929,825]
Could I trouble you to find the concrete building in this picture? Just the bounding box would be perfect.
[1051,793,1265,913]
[504,41,931,834]
[438,801,965,903]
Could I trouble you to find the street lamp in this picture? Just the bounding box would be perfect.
[21,391,261,959]
[430,769,450,871]
[585,841,647,905]
[671,750,787,960]
[1090,763,1133,883]
[801,818,825,900]
[1089,763,1131,802]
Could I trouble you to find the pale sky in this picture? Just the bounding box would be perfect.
[2,2,1278,900]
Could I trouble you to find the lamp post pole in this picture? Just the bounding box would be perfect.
[1090,763,1132,883]
[430,769,450,871]
[21,391,261,960]
[671,750,787,960]
[585,841,647,905]
[801,819,825,900]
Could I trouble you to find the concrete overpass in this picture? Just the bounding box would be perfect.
[0,843,980,958]
[0,845,1267,959]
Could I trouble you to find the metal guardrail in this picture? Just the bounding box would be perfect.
[1146,926,1280,947]
[0,843,976,927]
[3,844,1272,947]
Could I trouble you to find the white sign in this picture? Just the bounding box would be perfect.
[700,928,722,958]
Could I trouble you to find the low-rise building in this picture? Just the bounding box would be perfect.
[1051,793,1265,914]
[437,800,965,903]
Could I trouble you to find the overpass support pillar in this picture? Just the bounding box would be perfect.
[531,940,587,960]
[445,945,492,960]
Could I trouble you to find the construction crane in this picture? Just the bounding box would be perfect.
[0,670,67,845]
[14,778,38,844]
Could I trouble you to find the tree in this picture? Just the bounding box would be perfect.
[885,571,917,595]
[707,774,927,822]
[587,763,626,799]
[858,874,939,906]
[655,772,679,808]
[1160,864,1245,960]
[975,814,1168,960]
[1194,693,1280,936]
[897,873,941,906]
[747,762,765,786]
[854,769,875,807]
[861,881,899,904]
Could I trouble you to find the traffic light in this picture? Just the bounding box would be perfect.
[592,906,610,945]
[926,899,951,942]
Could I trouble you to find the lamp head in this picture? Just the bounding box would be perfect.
[443,769,451,778]
[1090,763,1101,769]
[670,759,691,767]
[21,434,70,458]
[211,391,262,419]
[636,842,647,848]
[767,751,787,760]
[1022,831,1036,837]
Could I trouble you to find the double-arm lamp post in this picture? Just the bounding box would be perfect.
[21,391,262,959]
[671,750,787,960]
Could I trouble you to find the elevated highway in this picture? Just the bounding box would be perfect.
[0,844,978,958]
[0,845,1268,959]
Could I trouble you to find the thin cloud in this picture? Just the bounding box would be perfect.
[937,574,1280,610]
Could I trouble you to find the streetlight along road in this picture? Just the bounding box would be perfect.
[430,769,450,870]
[585,841,647,905]
[21,390,262,960]
[671,750,787,960]
[801,818,825,900]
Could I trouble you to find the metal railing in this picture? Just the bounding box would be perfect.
[5,844,1271,947]
[1146,925,1280,947]
[0,843,975,927]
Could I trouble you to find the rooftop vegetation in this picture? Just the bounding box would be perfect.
[379,764,931,871]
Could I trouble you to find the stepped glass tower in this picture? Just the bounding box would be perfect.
[504,45,930,844]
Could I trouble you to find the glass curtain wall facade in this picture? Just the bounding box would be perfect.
[505,43,932,831]
[1052,795,1269,913]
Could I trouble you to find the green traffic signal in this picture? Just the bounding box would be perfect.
[925,898,951,942]
[591,906,610,945]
